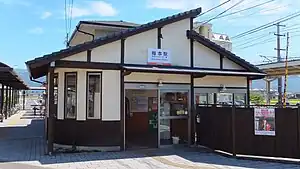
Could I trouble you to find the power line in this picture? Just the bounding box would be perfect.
[232,11,300,39]
[234,35,273,47]
[225,4,290,21]
[236,37,275,49]
[205,0,275,21]
[233,31,273,46]
[200,0,247,25]
[198,0,231,17]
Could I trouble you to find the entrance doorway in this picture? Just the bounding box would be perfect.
[125,89,158,149]
[124,83,190,149]
[159,90,189,146]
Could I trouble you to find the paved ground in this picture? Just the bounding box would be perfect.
[0,99,300,168]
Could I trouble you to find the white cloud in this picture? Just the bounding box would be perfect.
[28,27,44,34]
[68,1,118,18]
[146,0,212,11]
[41,11,52,19]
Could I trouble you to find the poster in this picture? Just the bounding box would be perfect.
[131,96,148,112]
[254,108,275,136]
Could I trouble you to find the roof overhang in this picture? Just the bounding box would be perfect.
[123,65,266,79]
[187,30,265,74]
[26,7,202,79]
[0,62,29,89]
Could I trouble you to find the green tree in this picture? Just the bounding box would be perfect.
[250,92,264,105]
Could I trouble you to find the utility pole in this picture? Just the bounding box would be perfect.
[274,23,286,105]
[283,32,289,107]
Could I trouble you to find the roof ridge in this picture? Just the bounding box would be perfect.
[26,7,202,78]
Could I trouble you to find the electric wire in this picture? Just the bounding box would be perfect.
[232,11,300,39]
[198,0,231,17]
[200,0,247,25]
[205,0,275,21]
[236,37,276,49]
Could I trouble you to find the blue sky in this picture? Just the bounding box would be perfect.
[0,0,300,69]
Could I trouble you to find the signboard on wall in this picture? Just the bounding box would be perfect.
[147,48,171,65]
[254,108,275,136]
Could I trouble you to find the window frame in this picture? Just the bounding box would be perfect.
[86,71,102,120]
[64,72,77,119]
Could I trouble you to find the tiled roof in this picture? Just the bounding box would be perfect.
[82,20,140,27]
[26,7,202,78]
[187,30,264,73]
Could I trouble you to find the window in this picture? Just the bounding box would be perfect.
[87,72,101,119]
[64,72,77,119]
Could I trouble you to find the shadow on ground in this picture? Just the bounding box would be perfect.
[0,111,299,168]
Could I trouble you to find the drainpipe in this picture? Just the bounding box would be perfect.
[67,26,95,47]
[30,77,45,85]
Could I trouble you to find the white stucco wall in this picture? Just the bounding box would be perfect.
[69,33,93,47]
[194,43,220,68]
[54,68,120,121]
[102,70,120,121]
[194,76,247,87]
[161,19,190,66]
[62,51,87,62]
[124,29,157,65]
[223,57,245,70]
[125,72,190,83]
[76,70,87,120]
[57,72,64,120]
[91,41,121,63]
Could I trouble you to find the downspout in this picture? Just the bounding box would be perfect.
[67,26,95,47]
[30,76,45,85]
[76,26,95,40]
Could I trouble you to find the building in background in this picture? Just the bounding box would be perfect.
[194,22,232,51]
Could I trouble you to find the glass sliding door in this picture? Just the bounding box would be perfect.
[159,89,189,146]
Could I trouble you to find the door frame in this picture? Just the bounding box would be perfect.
[158,85,190,148]
[124,82,191,148]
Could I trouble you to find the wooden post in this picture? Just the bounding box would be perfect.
[246,77,250,107]
[8,87,11,117]
[189,74,194,145]
[232,105,236,157]
[11,89,14,110]
[48,66,55,155]
[120,38,125,151]
[5,86,8,119]
[0,84,4,117]
[22,90,25,110]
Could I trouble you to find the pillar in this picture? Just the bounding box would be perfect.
[5,86,8,119]
[0,84,4,118]
[48,66,55,154]
[8,87,11,117]
[246,77,250,107]
[22,90,25,110]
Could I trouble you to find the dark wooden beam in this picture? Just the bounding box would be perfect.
[5,86,8,119]
[157,27,162,49]
[189,17,194,146]
[0,84,4,117]
[220,54,224,70]
[246,77,250,107]
[87,50,91,62]
[120,38,125,150]
[22,90,25,110]
[55,60,121,70]
[48,67,55,155]
[8,87,11,117]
